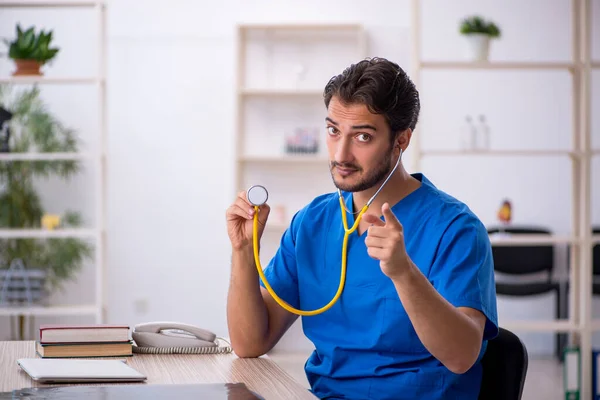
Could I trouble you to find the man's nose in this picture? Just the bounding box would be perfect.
[334,137,352,164]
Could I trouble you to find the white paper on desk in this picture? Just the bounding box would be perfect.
[17,358,146,383]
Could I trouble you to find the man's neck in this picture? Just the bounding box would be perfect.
[352,167,420,216]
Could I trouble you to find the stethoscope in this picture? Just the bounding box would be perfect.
[247,148,403,316]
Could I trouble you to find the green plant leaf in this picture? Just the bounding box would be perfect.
[6,24,60,63]
[459,15,502,38]
[21,28,35,51]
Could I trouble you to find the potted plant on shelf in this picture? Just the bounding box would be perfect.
[459,16,501,61]
[0,84,93,306]
[3,24,60,76]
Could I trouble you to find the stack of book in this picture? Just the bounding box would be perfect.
[36,324,132,358]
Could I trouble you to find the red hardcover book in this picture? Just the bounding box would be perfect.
[39,324,130,344]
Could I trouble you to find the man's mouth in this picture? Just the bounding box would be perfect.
[335,166,358,177]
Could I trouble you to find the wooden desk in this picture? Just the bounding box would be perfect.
[0,341,316,399]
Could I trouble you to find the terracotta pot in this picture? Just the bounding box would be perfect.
[12,59,43,76]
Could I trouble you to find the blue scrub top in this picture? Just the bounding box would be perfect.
[260,173,499,400]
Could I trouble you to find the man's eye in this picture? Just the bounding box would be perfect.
[327,126,338,135]
[356,133,371,142]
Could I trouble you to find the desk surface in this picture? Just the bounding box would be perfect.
[0,341,316,399]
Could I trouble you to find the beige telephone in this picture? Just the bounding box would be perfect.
[131,321,231,355]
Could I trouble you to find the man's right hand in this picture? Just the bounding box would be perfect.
[226,190,270,250]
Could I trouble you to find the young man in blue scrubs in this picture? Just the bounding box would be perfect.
[226,57,498,400]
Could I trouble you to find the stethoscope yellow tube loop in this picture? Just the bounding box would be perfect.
[253,198,369,317]
[251,148,402,317]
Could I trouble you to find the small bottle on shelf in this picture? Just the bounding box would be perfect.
[475,115,491,150]
[460,116,476,151]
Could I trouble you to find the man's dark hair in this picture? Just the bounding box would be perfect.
[323,57,420,142]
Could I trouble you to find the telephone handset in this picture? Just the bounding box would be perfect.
[131,321,231,355]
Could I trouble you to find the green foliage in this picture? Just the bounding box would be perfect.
[4,24,60,64]
[459,16,501,38]
[0,84,92,291]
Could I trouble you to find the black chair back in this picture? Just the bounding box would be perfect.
[487,226,553,276]
[478,327,528,400]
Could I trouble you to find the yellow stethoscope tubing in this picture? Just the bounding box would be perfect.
[250,148,402,316]
[253,197,369,316]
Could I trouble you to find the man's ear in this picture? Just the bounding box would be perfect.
[396,129,412,152]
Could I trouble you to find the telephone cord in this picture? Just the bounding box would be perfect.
[132,337,232,355]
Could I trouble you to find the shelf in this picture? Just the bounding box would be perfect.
[0,0,103,7]
[241,154,329,163]
[0,304,98,317]
[239,23,363,31]
[0,0,108,328]
[593,149,600,155]
[0,77,101,84]
[0,152,95,161]
[0,228,98,239]
[241,88,324,97]
[420,149,578,157]
[593,235,600,245]
[489,235,577,246]
[419,61,574,71]
[500,320,579,333]
[592,320,600,331]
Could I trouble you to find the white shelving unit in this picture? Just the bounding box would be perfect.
[0,1,107,325]
[411,0,595,397]
[234,23,367,245]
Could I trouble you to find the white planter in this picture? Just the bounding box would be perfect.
[463,33,491,61]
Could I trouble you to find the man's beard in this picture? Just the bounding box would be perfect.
[330,147,395,193]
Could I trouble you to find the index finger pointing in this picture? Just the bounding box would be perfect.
[382,203,402,229]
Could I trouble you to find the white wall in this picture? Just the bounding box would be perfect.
[1,0,599,358]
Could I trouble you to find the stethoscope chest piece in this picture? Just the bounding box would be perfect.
[247,185,269,206]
